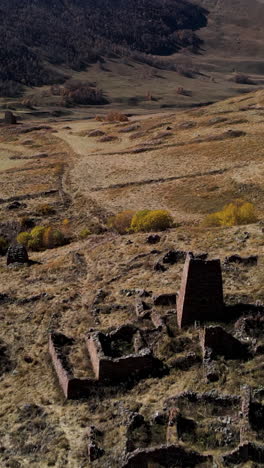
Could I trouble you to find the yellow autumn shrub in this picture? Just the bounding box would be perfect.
[131,209,173,232]
[108,210,135,234]
[204,200,257,227]
[17,225,65,251]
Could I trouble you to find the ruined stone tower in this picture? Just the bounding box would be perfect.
[177,254,224,328]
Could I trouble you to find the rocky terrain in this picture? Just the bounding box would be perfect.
[0,88,263,467]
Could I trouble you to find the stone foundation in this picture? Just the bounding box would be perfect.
[200,326,248,360]
[222,442,264,465]
[86,325,161,382]
[123,444,212,468]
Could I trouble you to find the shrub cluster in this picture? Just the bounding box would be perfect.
[108,210,135,234]
[131,210,174,232]
[50,80,107,106]
[109,209,173,234]
[96,112,129,123]
[79,228,91,239]
[35,204,56,216]
[231,74,255,85]
[17,226,65,251]
[204,200,258,227]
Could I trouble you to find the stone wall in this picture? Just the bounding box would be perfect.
[123,444,212,468]
[222,442,264,466]
[200,326,248,360]
[49,332,97,399]
[86,329,160,382]
[177,254,224,328]
[49,333,74,398]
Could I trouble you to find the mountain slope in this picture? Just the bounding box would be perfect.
[194,0,264,73]
[0,0,208,87]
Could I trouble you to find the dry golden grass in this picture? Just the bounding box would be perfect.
[0,90,264,467]
[53,91,264,227]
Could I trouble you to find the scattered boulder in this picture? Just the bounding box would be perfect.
[0,293,11,304]
[153,261,166,272]
[135,299,151,319]
[224,254,258,267]
[226,129,246,138]
[189,252,208,261]
[6,201,26,210]
[93,289,108,305]
[0,339,14,375]
[137,289,151,298]
[88,129,105,137]
[88,441,104,462]
[153,293,176,306]
[204,360,220,382]
[99,135,118,142]
[4,111,17,125]
[6,244,29,266]
[146,234,161,244]
[162,250,186,264]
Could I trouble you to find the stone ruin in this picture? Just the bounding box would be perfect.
[49,332,98,399]
[222,442,264,466]
[164,391,241,451]
[4,111,17,125]
[200,326,249,360]
[49,325,162,399]
[199,325,249,382]
[49,251,263,400]
[87,426,104,462]
[164,386,264,460]
[123,411,212,467]
[86,325,161,382]
[122,385,264,467]
[123,445,212,468]
[6,244,29,266]
[177,253,224,328]
[48,248,264,464]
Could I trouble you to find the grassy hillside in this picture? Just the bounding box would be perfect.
[0,90,263,466]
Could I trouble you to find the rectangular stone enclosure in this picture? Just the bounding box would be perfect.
[86,325,158,382]
[177,254,224,328]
